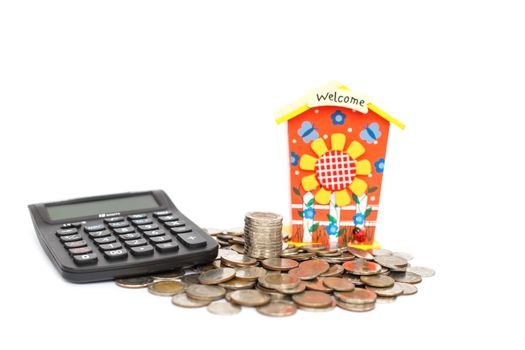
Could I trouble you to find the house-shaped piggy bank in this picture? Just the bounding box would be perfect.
[275,81,405,248]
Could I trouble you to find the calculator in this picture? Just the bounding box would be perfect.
[28,190,218,283]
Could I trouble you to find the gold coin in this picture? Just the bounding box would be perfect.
[198,268,236,285]
[257,301,297,317]
[347,246,374,260]
[148,280,185,296]
[322,277,355,292]
[235,266,267,281]
[207,301,241,315]
[397,282,418,295]
[261,258,299,271]
[230,289,271,307]
[292,291,333,308]
[366,283,404,297]
[304,277,332,292]
[389,271,422,284]
[258,273,300,290]
[218,278,256,290]
[336,300,375,312]
[360,274,395,288]
[342,259,382,275]
[115,276,153,288]
[185,284,226,301]
[320,264,344,277]
[171,293,211,308]
[334,288,377,304]
[221,254,257,267]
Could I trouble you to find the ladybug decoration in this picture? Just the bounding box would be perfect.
[352,227,367,244]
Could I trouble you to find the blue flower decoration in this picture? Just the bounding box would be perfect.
[291,152,300,166]
[353,213,365,226]
[303,207,316,219]
[326,223,339,236]
[374,158,385,173]
[330,110,346,125]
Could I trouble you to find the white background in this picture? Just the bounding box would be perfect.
[0,1,523,349]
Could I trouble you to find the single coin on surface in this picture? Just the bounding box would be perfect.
[207,301,241,315]
[148,280,185,296]
[366,283,404,297]
[389,271,422,284]
[360,274,395,288]
[185,284,226,301]
[397,282,418,295]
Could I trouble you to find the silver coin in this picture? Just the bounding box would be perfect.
[336,300,375,312]
[218,278,256,290]
[374,255,408,269]
[274,281,306,294]
[207,301,241,315]
[397,282,418,295]
[229,289,271,307]
[360,274,395,288]
[185,284,226,301]
[180,273,201,285]
[371,248,393,257]
[334,288,377,304]
[261,258,299,271]
[198,268,236,285]
[296,298,337,312]
[366,282,404,297]
[407,266,435,277]
[389,271,422,284]
[256,301,297,317]
[258,273,300,290]
[115,276,153,288]
[171,293,211,308]
[235,266,267,281]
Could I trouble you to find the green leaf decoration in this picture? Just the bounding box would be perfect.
[352,193,360,204]
[309,222,320,233]
[292,187,301,197]
[306,198,315,207]
[298,210,304,218]
[327,214,337,224]
[336,227,346,238]
[364,207,373,218]
[367,186,378,194]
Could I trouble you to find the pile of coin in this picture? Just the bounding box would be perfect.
[115,226,435,317]
[243,212,283,259]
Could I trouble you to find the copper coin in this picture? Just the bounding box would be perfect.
[198,268,236,285]
[320,264,345,277]
[334,288,377,304]
[230,289,271,307]
[322,277,355,292]
[292,291,333,308]
[304,277,332,292]
[360,274,395,288]
[256,301,297,317]
[297,259,330,277]
[343,259,382,275]
[261,258,299,271]
[347,246,374,260]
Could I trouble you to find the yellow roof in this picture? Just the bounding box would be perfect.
[274,81,405,130]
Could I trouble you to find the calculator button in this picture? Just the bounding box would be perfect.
[94,236,117,245]
[157,215,178,223]
[156,241,179,253]
[170,227,192,235]
[137,224,159,232]
[119,232,141,240]
[113,227,135,235]
[108,221,130,229]
[143,230,166,238]
[103,249,128,260]
[149,235,172,244]
[84,224,105,232]
[131,218,153,226]
[88,230,111,238]
[164,221,185,228]
[99,242,123,251]
[130,245,154,256]
[177,232,206,248]
[64,240,87,248]
[124,238,147,247]
[128,213,147,220]
[69,246,92,255]
[60,234,82,242]
[56,228,78,236]
[104,216,124,223]
[73,253,98,265]
[153,210,172,218]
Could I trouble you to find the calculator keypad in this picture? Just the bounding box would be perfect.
[57,210,208,266]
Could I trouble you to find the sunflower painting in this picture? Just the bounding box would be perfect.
[276,82,405,248]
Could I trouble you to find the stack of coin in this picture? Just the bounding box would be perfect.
[243,212,283,259]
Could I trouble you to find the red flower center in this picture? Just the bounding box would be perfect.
[315,150,356,192]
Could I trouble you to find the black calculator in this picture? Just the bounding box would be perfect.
[28,190,218,283]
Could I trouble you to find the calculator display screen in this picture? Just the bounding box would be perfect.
[46,194,159,221]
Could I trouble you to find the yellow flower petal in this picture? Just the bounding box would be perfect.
[331,133,346,151]
[299,154,317,171]
[311,138,328,157]
[315,188,332,204]
[335,189,351,206]
[347,140,365,160]
[348,178,368,196]
[356,159,371,175]
[301,174,319,191]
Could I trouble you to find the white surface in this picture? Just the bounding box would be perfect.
[0,1,523,349]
